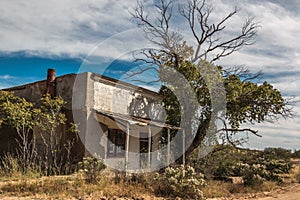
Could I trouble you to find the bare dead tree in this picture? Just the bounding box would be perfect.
[130,0,259,67]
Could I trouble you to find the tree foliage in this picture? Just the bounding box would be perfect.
[225,76,289,128]
[0,91,37,170]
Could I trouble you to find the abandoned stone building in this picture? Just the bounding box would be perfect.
[0,69,182,171]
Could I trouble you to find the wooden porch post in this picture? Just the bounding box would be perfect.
[167,128,171,165]
[125,122,130,172]
[182,129,186,166]
[148,125,152,169]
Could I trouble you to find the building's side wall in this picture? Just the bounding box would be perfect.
[56,74,77,110]
[0,126,20,157]
[5,73,78,106]
[8,81,47,103]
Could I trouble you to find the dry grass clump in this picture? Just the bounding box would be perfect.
[202,180,232,198]
[0,170,111,197]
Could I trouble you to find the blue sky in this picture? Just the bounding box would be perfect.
[0,0,299,150]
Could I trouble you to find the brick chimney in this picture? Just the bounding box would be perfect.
[46,68,56,97]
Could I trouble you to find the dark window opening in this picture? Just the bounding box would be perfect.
[107,129,126,157]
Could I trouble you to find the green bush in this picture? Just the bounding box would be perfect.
[152,165,206,199]
[233,163,267,186]
[210,147,292,186]
[262,159,291,182]
[263,159,291,174]
[78,157,106,184]
[213,160,235,177]
[214,158,292,186]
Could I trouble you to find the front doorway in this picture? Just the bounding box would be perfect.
[139,132,151,168]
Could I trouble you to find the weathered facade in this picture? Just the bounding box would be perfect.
[1,70,179,171]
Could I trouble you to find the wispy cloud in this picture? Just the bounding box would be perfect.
[0,74,14,80]
[0,75,38,89]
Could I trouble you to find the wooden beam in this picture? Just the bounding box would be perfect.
[125,122,130,172]
[182,129,186,166]
[148,125,152,169]
[167,128,171,165]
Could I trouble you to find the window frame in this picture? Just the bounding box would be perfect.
[107,129,126,158]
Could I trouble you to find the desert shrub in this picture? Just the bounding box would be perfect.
[210,147,292,186]
[152,165,206,199]
[214,162,266,186]
[78,157,106,184]
[215,158,292,186]
[233,163,267,186]
[213,160,235,178]
[192,145,261,179]
[263,159,291,174]
[261,159,291,182]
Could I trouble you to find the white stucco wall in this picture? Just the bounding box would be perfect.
[93,81,137,114]
[92,77,164,120]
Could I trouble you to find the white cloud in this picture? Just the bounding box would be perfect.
[272,80,300,96]
[0,0,136,58]
[214,1,300,67]
[245,134,300,150]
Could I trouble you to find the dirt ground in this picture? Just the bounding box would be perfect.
[252,184,300,200]
[207,183,300,200]
[253,184,300,200]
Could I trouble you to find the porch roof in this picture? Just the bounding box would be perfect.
[93,109,181,130]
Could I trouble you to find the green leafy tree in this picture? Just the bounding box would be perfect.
[0,91,37,171]
[35,94,70,175]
